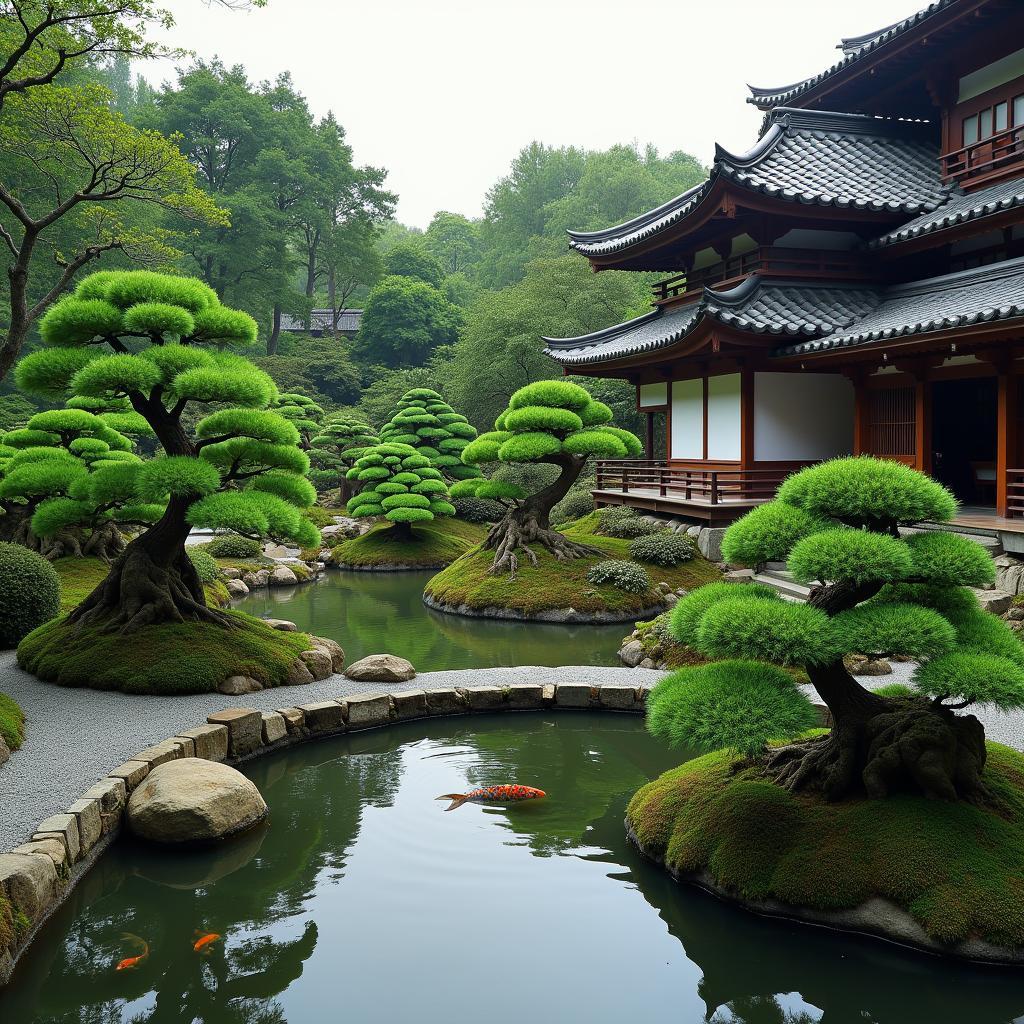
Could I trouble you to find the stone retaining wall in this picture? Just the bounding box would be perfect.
[0,682,648,987]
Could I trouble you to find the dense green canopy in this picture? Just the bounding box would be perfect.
[308,415,379,494]
[345,442,455,526]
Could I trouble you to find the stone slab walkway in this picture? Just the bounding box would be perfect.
[0,653,657,850]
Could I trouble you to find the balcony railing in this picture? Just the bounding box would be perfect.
[942,125,1024,187]
[1009,469,1024,518]
[594,460,789,505]
[651,247,875,305]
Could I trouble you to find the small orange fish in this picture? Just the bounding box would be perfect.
[437,784,546,811]
[193,932,221,953]
[116,933,149,971]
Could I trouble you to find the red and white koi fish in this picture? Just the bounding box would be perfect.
[116,933,149,972]
[437,785,546,811]
[193,931,221,954]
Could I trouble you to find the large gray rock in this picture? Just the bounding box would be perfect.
[299,647,333,681]
[269,565,298,587]
[308,635,345,672]
[974,588,1014,616]
[619,639,644,667]
[218,675,263,696]
[225,579,249,597]
[344,654,416,682]
[127,758,267,845]
[696,527,727,561]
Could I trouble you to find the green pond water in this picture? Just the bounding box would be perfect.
[234,569,629,670]
[2,713,1022,1024]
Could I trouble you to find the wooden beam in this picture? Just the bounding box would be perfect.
[997,368,1019,516]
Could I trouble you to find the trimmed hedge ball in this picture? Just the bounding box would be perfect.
[587,559,651,594]
[204,534,263,559]
[0,542,60,647]
[187,546,220,583]
[452,497,505,523]
[629,532,695,566]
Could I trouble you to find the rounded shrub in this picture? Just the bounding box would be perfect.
[452,497,505,523]
[629,532,695,566]
[721,501,824,566]
[551,487,594,524]
[603,515,661,539]
[204,534,263,559]
[187,546,220,584]
[788,528,913,586]
[587,559,651,594]
[0,543,60,647]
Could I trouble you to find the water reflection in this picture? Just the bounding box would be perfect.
[2,715,1023,1024]
[234,568,628,670]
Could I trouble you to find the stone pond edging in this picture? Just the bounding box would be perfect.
[421,592,669,624]
[623,820,1024,966]
[0,680,648,987]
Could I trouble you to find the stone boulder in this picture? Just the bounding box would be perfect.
[619,639,644,667]
[221,567,242,580]
[218,675,263,696]
[264,618,297,632]
[127,759,267,845]
[0,733,8,768]
[225,579,249,598]
[308,635,345,672]
[343,654,416,682]
[299,647,333,681]
[269,565,298,587]
[241,569,270,589]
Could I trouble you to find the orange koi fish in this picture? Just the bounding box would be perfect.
[193,931,221,953]
[437,784,546,811]
[116,933,149,971]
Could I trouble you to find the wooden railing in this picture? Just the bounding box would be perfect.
[942,125,1024,187]
[594,460,788,505]
[1008,469,1024,518]
[650,247,875,304]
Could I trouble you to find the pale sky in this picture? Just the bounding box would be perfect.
[142,0,928,228]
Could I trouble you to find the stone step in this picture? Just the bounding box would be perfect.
[902,524,1003,553]
[751,572,813,601]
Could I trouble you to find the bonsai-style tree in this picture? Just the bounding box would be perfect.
[0,402,157,559]
[378,388,482,483]
[308,415,379,503]
[450,380,642,574]
[14,269,320,632]
[345,442,455,539]
[273,392,325,450]
[648,457,1024,802]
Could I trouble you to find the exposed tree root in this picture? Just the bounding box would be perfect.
[483,512,602,577]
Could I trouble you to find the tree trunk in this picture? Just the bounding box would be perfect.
[68,497,231,633]
[327,267,337,334]
[483,454,601,576]
[765,581,987,802]
[339,474,356,506]
[267,304,282,356]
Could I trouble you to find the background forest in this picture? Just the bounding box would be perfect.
[0,41,706,441]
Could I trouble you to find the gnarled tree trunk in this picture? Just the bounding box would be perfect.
[766,579,987,802]
[484,453,601,576]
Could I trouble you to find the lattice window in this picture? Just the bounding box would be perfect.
[867,387,915,457]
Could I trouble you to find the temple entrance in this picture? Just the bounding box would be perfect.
[931,377,998,508]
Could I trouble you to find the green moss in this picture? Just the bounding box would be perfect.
[0,892,12,952]
[332,518,486,569]
[0,692,25,751]
[627,740,1024,948]
[16,610,311,694]
[425,515,720,616]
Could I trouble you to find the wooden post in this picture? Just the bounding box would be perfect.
[740,368,755,468]
[914,378,932,475]
[997,368,1019,517]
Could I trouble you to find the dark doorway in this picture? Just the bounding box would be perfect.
[931,377,998,507]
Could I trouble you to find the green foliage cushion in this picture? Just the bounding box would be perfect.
[71,353,162,397]
[504,405,584,433]
[386,506,434,523]
[777,456,957,527]
[509,380,592,411]
[905,531,996,588]
[15,347,98,399]
[476,480,527,501]
[0,458,87,500]
[629,532,696,566]
[830,603,957,659]
[669,581,780,644]
[204,534,263,559]
[498,432,562,461]
[551,488,594,524]
[137,457,221,501]
[196,408,299,446]
[31,497,93,537]
[187,546,220,584]
[452,497,505,523]
[602,516,661,539]
[139,343,214,382]
[171,365,274,407]
[250,471,317,509]
[915,652,1024,710]
[39,298,123,346]
[721,501,824,566]
[0,543,60,647]
[788,528,913,585]
[646,660,818,757]
[587,559,651,594]
[578,400,613,426]
[561,430,628,458]
[597,426,644,456]
[101,270,218,313]
[381,493,431,511]
[461,432,512,465]
[696,596,838,666]
[411,479,447,495]
[428,500,457,517]
[121,302,195,337]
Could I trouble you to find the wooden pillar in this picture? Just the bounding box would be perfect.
[997,369,1019,517]
[845,368,870,455]
[740,369,755,469]
[914,378,932,475]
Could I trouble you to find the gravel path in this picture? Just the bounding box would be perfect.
[3,653,1024,852]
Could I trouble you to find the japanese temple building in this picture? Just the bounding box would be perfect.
[544,0,1024,529]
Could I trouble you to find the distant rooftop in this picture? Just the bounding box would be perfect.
[280,309,363,334]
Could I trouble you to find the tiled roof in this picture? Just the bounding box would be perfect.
[747,2,959,110]
[280,309,363,333]
[775,257,1024,356]
[542,278,880,366]
[871,176,1024,248]
[544,258,1024,366]
[568,110,948,258]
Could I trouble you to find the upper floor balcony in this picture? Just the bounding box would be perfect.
[942,122,1024,190]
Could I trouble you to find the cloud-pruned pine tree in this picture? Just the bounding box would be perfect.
[648,457,1024,802]
[14,270,320,632]
[345,442,455,539]
[378,388,482,483]
[308,415,379,503]
[273,391,324,449]
[451,380,642,573]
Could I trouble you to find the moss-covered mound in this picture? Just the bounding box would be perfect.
[17,610,311,694]
[0,692,25,751]
[425,514,720,620]
[331,518,486,570]
[626,741,1024,955]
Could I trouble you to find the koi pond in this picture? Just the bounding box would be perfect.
[3,713,1022,1023]
[234,568,628,670]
